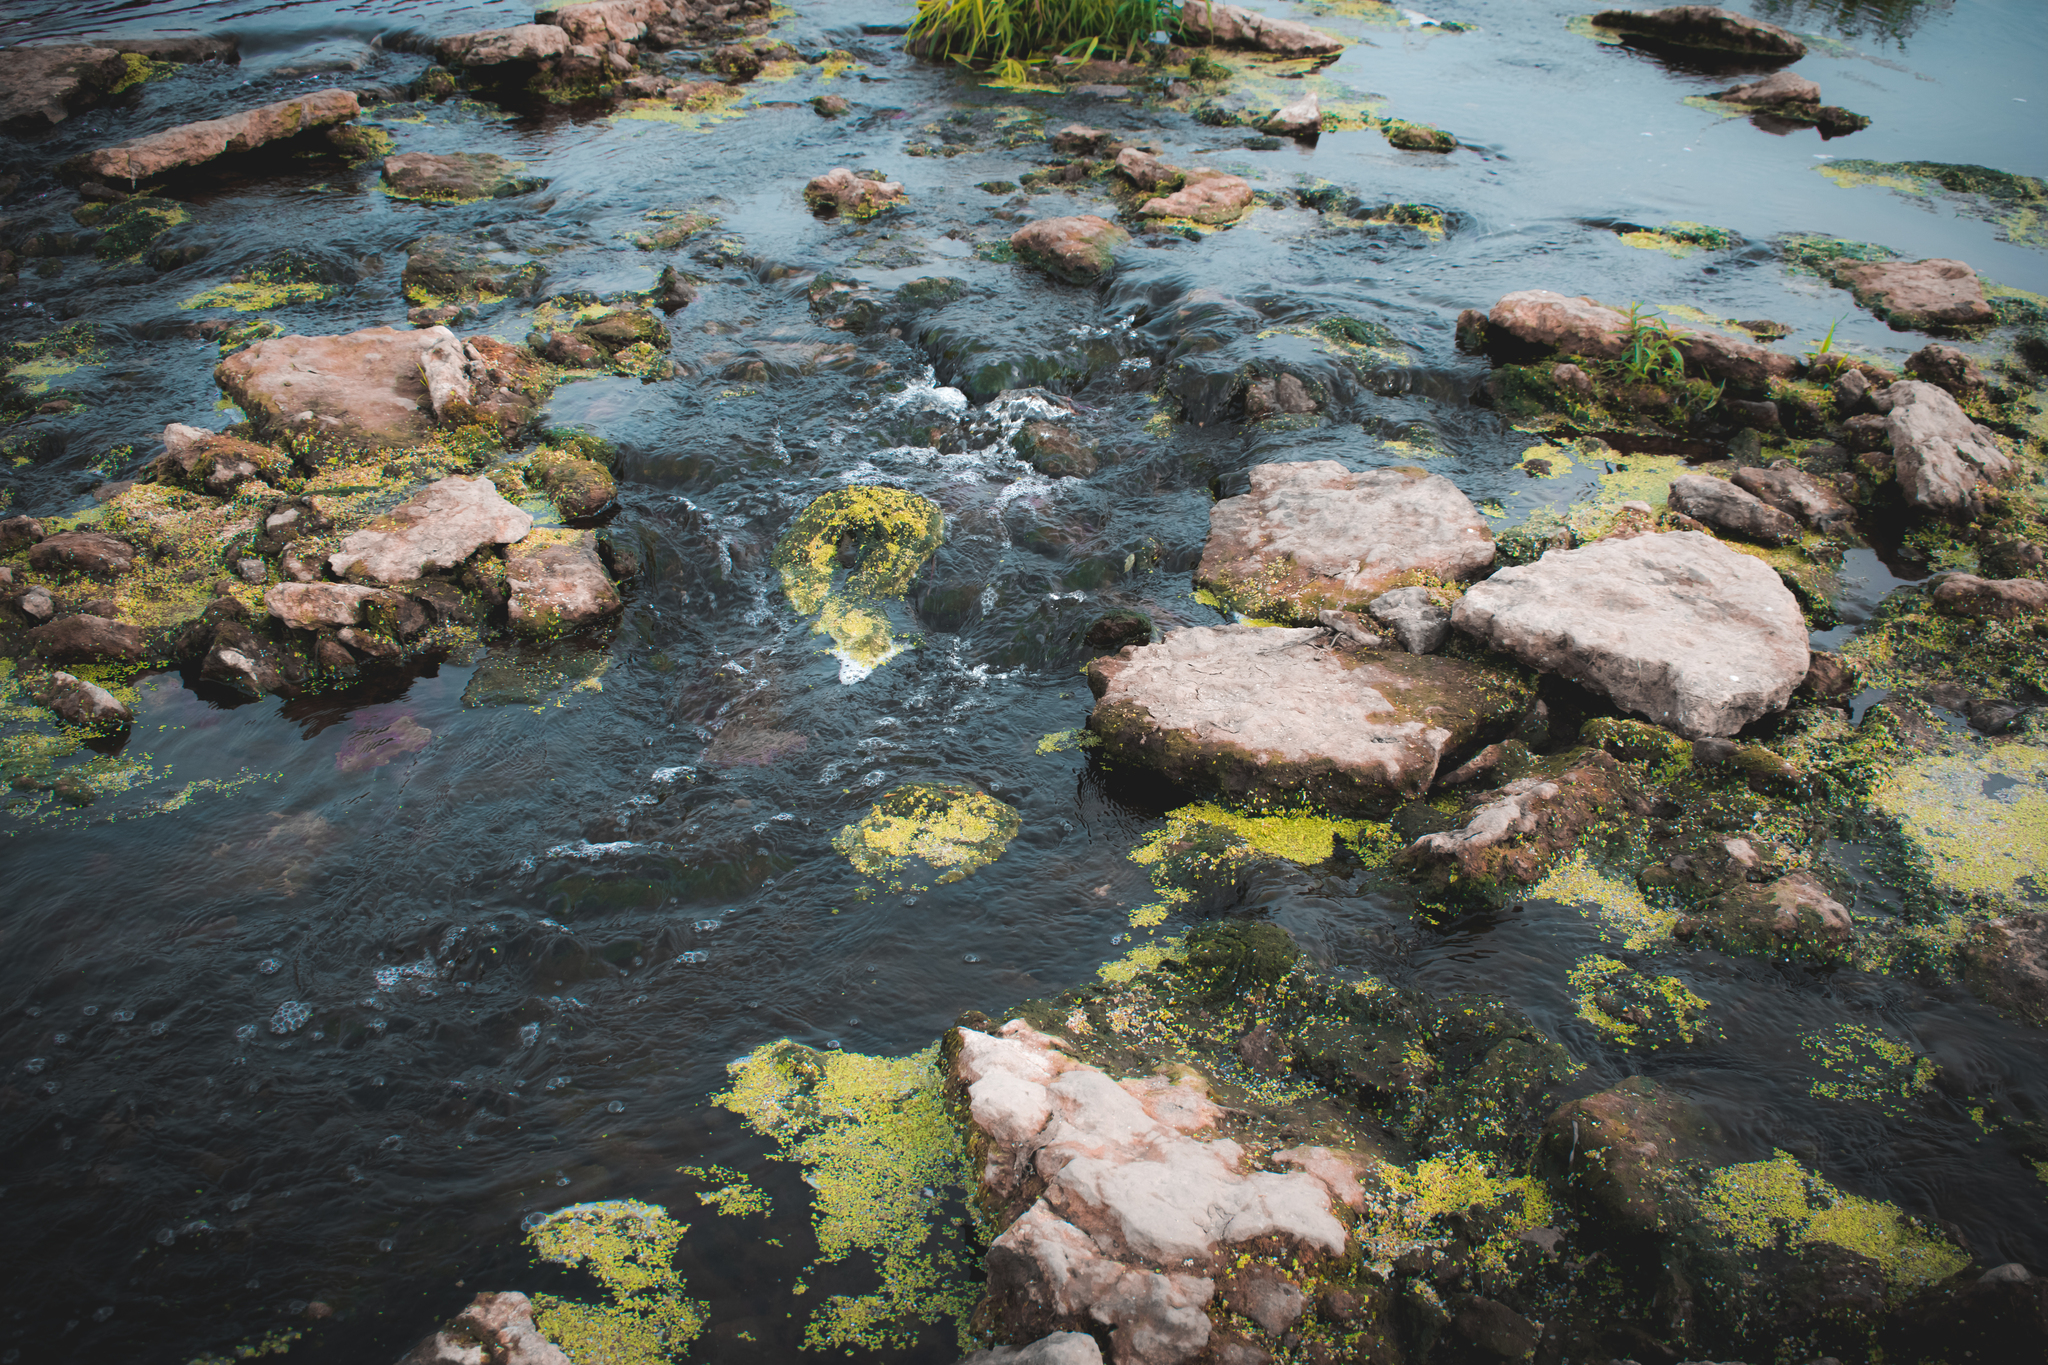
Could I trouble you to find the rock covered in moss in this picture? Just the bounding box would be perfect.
[1591,4,1805,56]
[395,1289,571,1365]
[28,530,136,578]
[1177,2,1344,54]
[1010,216,1128,284]
[38,670,132,726]
[803,167,904,218]
[382,152,547,203]
[263,582,398,631]
[0,44,129,131]
[1383,119,1456,152]
[1114,147,1181,192]
[1484,289,1798,387]
[1730,462,1853,530]
[506,530,620,636]
[1197,462,1494,622]
[402,234,548,309]
[1828,257,1994,332]
[1689,871,1853,957]
[1087,625,1530,811]
[29,613,147,662]
[156,423,289,494]
[1930,573,2048,621]
[66,89,360,183]
[1542,1076,1716,1234]
[1903,342,1986,396]
[1667,473,1801,546]
[1453,531,1809,739]
[1715,68,1819,105]
[330,475,533,583]
[528,448,617,517]
[1877,379,2011,512]
[1139,171,1254,225]
[0,516,45,553]
[1016,421,1098,478]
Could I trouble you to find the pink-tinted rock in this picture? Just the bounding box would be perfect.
[68,89,360,183]
[395,1290,571,1365]
[215,325,472,452]
[803,167,905,217]
[1730,462,1854,530]
[1931,573,2048,621]
[42,670,133,726]
[1592,5,1805,56]
[1700,871,1853,955]
[264,582,399,630]
[1666,473,1801,546]
[506,531,621,635]
[0,45,127,130]
[1178,2,1344,55]
[1831,258,1994,332]
[29,531,136,578]
[436,24,572,67]
[1875,379,2012,512]
[1486,290,1798,387]
[1714,69,1819,105]
[1114,147,1183,192]
[1011,216,1128,284]
[1261,91,1321,137]
[28,614,147,663]
[1139,171,1254,225]
[329,476,532,584]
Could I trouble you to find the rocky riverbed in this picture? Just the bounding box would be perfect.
[1,0,2045,1362]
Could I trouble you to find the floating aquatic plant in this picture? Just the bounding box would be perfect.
[1568,955,1711,1049]
[833,782,1021,891]
[525,1199,707,1365]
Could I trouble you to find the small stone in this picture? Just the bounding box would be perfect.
[957,1332,1104,1365]
[1730,463,1853,530]
[1242,373,1317,420]
[1221,1266,1307,1335]
[18,587,56,621]
[1878,379,2012,513]
[337,626,399,658]
[1486,289,1797,387]
[1800,650,1855,700]
[1141,170,1255,225]
[1666,474,1801,546]
[237,557,267,584]
[1009,215,1128,284]
[1959,913,2048,1029]
[1367,585,1451,654]
[1017,422,1098,478]
[506,531,621,636]
[812,94,849,117]
[65,89,361,182]
[803,167,903,217]
[1448,1297,1539,1360]
[435,24,571,67]
[1050,123,1112,154]
[1700,871,1853,956]
[0,515,46,552]
[394,1290,571,1365]
[328,476,532,584]
[1715,68,1820,105]
[1178,1,1344,53]
[381,151,546,203]
[1262,91,1321,137]
[1904,342,1986,396]
[1114,147,1182,191]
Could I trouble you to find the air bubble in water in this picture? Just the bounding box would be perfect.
[228,1194,251,1211]
[82,1005,98,1016]
[962,953,981,963]
[606,1100,625,1113]
[520,1213,546,1232]
[554,1172,569,1187]
[826,1038,843,1050]
[234,1025,258,1042]
[52,1033,69,1044]
[675,951,708,964]
[112,1010,134,1023]
[23,1058,46,1074]
[377,1238,394,1252]
[269,1001,312,1034]
[518,1022,540,1047]
[40,1081,58,1095]
[155,1228,175,1246]
[149,1020,169,1036]
[545,1076,571,1090]
[381,1134,403,1149]
[92,1307,112,1323]
[257,958,281,975]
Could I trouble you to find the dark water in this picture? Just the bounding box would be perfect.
[2,0,2045,1360]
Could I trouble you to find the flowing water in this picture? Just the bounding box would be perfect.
[1,0,2045,1360]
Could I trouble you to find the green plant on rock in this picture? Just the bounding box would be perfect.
[907,0,1178,63]
[1615,303,1687,385]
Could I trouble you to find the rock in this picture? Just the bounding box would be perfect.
[0,516,46,552]
[403,235,547,309]
[956,1021,1348,1365]
[1384,119,1457,152]
[1366,586,1450,654]
[1448,1297,1540,1359]
[1197,462,1495,623]
[1730,463,1854,530]
[1931,573,2048,621]
[506,531,621,636]
[1959,912,2048,1030]
[28,531,136,578]
[330,476,532,583]
[813,93,850,117]
[43,671,133,726]
[1451,531,1809,739]
[1694,871,1852,956]
[1877,379,2012,513]
[1666,474,1801,546]
[1714,69,1819,105]
[1086,625,1529,811]
[382,152,546,203]
[1801,650,1856,700]
[1177,2,1344,55]
[18,587,56,621]
[216,325,478,453]
[1,44,131,131]
[395,1289,571,1365]
[1220,1266,1306,1335]
[1242,374,1318,421]
[1017,422,1098,478]
[1828,258,1994,332]
[1010,216,1128,285]
[1402,752,1634,885]
[155,425,287,494]
[958,1332,1104,1365]
[1591,5,1805,56]
[1114,147,1182,192]
[803,167,905,218]
[1904,342,1987,396]
[28,614,147,663]
[1262,92,1321,137]
[1542,1076,1712,1234]
[1051,123,1115,154]
[102,35,240,64]
[709,43,763,82]
[436,25,572,67]
[528,449,617,517]
[1486,289,1797,387]
[1139,171,1255,225]
[264,582,397,631]
[67,89,360,184]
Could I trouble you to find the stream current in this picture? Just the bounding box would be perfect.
[1,0,2045,1360]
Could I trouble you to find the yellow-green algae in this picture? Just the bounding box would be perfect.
[718,1040,975,1351]
[1615,222,1739,257]
[1869,745,2048,904]
[1124,802,1385,928]
[1532,852,1678,948]
[1802,1023,1938,1114]
[525,1199,706,1365]
[1568,955,1710,1048]
[832,782,1021,892]
[1697,1150,1969,1294]
[185,1327,302,1364]
[1360,1151,1559,1279]
[181,281,336,311]
[774,486,943,681]
[679,1164,770,1218]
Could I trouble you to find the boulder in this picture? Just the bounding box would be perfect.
[1114,147,1182,192]
[803,168,905,218]
[1730,463,1853,530]
[68,89,361,184]
[216,325,487,452]
[506,531,621,636]
[1197,462,1494,622]
[1829,258,1994,332]
[264,582,399,630]
[156,425,289,494]
[528,450,617,517]
[1051,123,1115,154]
[1876,379,2012,513]
[1139,171,1254,225]
[17,587,55,621]
[329,476,532,583]
[28,531,137,578]
[436,25,572,67]
[1666,473,1801,546]
[0,45,127,130]
[1694,871,1853,956]
[0,516,46,553]
[958,1333,1104,1365]
[1010,216,1129,284]
[382,152,546,203]
[1366,585,1450,654]
[94,35,240,63]
[1959,912,2048,1030]
[1262,91,1321,137]
[1904,342,1986,396]
[1714,69,1819,105]
[1451,531,1809,739]
[542,0,655,44]
[1017,423,1099,478]
[1541,1076,1714,1233]
[1591,5,1805,56]
[402,235,547,308]
[1086,625,1530,811]
[956,1021,1348,1365]
[43,671,133,726]
[1402,752,1635,885]
[1931,573,2048,621]
[1243,374,1317,421]
[28,614,147,663]
[1177,2,1344,55]
[395,1290,570,1365]
[1487,289,1798,387]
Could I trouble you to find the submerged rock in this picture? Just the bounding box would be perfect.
[1829,258,1994,332]
[1666,473,1801,546]
[1693,871,1854,957]
[402,234,547,309]
[1451,531,1809,739]
[0,45,128,130]
[506,531,621,636]
[1086,625,1530,811]
[395,1289,570,1365]
[1197,462,1494,622]
[1010,216,1128,284]
[1541,1076,1714,1234]
[1591,4,1805,56]
[1714,69,1819,106]
[67,89,361,184]
[1959,912,2048,1029]
[329,476,532,584]
[1402,751,1637,886]
[1877,379,2012,513]
[382,152,547,203]
[1139,171,1255,225]
[1177,2,1344,55]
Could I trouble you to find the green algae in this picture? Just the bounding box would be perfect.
[1802,1023,1938,1113]
[1533,852,1679,949]
[1817,159,2047,248]
[833,783,1021,892]
[774,486,943,679]
[1778,232,1898,276]
[1869,745,2048,905]
[719,1040,975,1351]
[679,1164,770,1218]
[1568,954,1711,1048]
[1361,1151,1559,1278]
[1035,728,1099,754]
[525,1199,706,1365]
[181,281,336,311]
[631,208,721,251]
[93,199,189,261]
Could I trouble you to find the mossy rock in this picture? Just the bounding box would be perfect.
[1382,119,1457,153]
[529,449,617,519]
[92,198,190,260]
[1177,920,1299,1003]
[576,307,669,355]
[401,234,547,308]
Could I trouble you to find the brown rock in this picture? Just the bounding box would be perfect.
[1542,1076,1715,1233]
[381,152,545,202]
[1261,91,1321,138]
[29,531,137,577]
[1140,170,1254,225]
[1958,913,2048,1030]
[1877,379,2012,513]
[802,167,905,218]
[1114,147,1182,192]
[1592,5,1805,56]
[0,45,128,131]
[1698,871,1853,957]
[436,24,572,67]
[812,94,849,117]
[1010,216,1128,284]
[395,1290,571,1365]
[1401,752,1635,886]
[1667,474,1801,546]
[528,449,617,518]
[0,516,46,553]
[1715,68,1819,105]
[1731,462,1854,530]
[68,89,360,183]
[329,476,532,583]
[506,531,621,636]
[1448,1297,1540,1359]
[1904,342,1986,396]
[1800,650,1855,700]
[1931,573,2048,621]
[1242,374,1318,421]
[28,614,147,663]
[41,670,133,726]
[215,325,466,453]
[1220,1266,1306,1335]
[1051,123,1114,154]
[1018,422,1098,478]
[1178,2,1345,54]
[1485,289,1797,387]
[264,582,397,631]
[1829,258,1994,332]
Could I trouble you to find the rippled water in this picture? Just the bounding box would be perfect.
[2,0,2045,1359]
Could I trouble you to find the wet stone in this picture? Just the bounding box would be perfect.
[506,531,621,636]
[382,152,548,203]
[1691,871,1854,958]
[0,45,128,131]
[67,89,361,183]
[1486,289,1798,387]
[1177,1,1345,54]
[28,531,136,578]
[329,476,533,584]
[1715,69,1819,106]
[1958,912,2048,1030]
[436,24,572,67]
[1730,462,1853,530]
[803,167,905,218]
[41,671,133,726]
[0,516,46,553]
[1591,4,1805,56]
[1366,585,1451,654]
[1009,216,1128,284]
[1878,379,2012,513]
[957,1334,1104,1365]
[1262,92,1321,138]
[1139,171,1255,226]
[1666,473,1801,546]
[216,325,462,452]
[395,1289,570,1365]
[1828,258,1995,332]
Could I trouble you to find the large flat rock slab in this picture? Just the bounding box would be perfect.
[436,24,572,67]
[1197,462,1494,622]
[1830,258,1994,332]
[1178,2,1344,54]
[1086,625,1530,811]
[215,325,464,452]
[68,89,359,183]
[329,476,531,584]
[1451,531,1808,739]
[1591,5,1804,56]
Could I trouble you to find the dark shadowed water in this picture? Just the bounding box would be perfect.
[1,0,2045,1360]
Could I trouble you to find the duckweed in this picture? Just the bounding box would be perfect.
[1616,221,1738,256]
[1802,1023,1938,1113]
[1698,1150,1969,1292]
[1568,955,1711,1048]
[1532,852,1678,948]
[1869,746,2048,903]
[526,1199,707,1365]
[680,1165,771,1218]
[832,783,1021,892]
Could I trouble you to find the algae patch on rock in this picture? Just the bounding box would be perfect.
[1568,954,1711,1049]
[1869,746,2048,904]
[774,486,943,682]
[832,782,1021,892]
[524,1198,706,1365]
[1532,851,1679,949]
[719,1040,975,1351]
[1816,159,2046,248]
